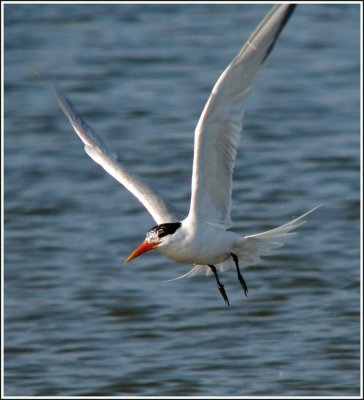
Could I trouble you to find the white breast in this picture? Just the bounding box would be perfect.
[157,217,240,265]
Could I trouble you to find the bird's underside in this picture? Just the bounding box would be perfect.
[161,206,320,306]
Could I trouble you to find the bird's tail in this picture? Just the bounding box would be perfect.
[231,204,321,265]
[165,205,321,281]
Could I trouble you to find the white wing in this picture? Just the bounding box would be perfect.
[53,86,180,224]
[188,5,296,228]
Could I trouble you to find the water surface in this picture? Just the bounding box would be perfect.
[4,4,361,396]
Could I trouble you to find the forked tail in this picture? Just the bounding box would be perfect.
[232,204,321,265]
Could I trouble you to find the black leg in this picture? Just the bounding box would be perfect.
[208,265,230,306]
[231,253,248,297]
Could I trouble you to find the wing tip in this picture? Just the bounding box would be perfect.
[261,4,297,63]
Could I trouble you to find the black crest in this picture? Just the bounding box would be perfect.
[147,222,182,239]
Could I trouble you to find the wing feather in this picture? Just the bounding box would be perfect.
[53,86,180,224]
[188,5,296,228]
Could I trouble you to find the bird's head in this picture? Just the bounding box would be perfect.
[124,222,182,264]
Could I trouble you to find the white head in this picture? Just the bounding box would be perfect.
[124,222,182,264]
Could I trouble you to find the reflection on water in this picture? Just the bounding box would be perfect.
[4,3,360,396]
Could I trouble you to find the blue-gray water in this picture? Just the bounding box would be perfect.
[4,4,360,397]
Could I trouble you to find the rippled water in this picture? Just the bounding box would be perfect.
[4,3,361,397]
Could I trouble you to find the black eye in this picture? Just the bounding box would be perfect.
[148,222,181,239]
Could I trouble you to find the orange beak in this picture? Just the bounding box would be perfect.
[124,240,160,264]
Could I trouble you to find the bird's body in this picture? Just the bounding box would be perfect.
[156,219,239,265]
[52,4,320,305]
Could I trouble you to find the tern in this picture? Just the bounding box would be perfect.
[53,4,319,306]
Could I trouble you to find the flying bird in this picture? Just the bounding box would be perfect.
[53,4,319,305]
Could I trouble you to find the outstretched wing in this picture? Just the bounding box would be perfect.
[187,5,296,228]
[53,86,180,224]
